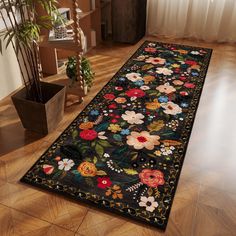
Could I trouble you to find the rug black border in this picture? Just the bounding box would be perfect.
[20,40,213,231]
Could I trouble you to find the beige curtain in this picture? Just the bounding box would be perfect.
[147,0,236,42]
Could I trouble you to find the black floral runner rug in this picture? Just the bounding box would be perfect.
[21,41,212,230]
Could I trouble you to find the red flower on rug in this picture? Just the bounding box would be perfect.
[184,82,196,88]
[104,93,115,100]
[185,60,197,66]
[108,103,117,109]
[43,164,54,175]
[79,129,98,140]
[139,169,165,188]
[126,88,145,98]
[97,177,112,189]
[180,91,189,96]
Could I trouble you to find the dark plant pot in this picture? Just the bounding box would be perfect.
[11,82,66,135]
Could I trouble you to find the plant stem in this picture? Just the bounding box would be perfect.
[6,0,42,101]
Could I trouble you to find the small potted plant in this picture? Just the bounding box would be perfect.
[53,14,67,39]
[66,56,95,95]
[0,0,67,134]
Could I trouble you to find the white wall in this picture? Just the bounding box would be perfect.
[0,37,22,100]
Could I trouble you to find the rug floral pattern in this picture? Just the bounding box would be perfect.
[21,41,212,230]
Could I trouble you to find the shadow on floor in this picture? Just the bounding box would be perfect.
[0,120,45,157]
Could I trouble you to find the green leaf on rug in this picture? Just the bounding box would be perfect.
[71,170,80,175]
[113,134,122,142]
[96,170,107,176]
[113,145,129,155]
[95,122,109,132]
[148,120,165,132]
[131,152,138,161]
[154,188,160,198]
[147,153,156,158]
[119,121,127,127]
[161,140,182,146]
[123,169,138,175]
[97,139,112,148]
[142,64,154,70]
[72,130,79,139]
[93,156,98,164]
[95,143,104,158]
[147,187,153,196]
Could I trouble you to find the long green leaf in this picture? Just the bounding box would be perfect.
[5,32,15,49]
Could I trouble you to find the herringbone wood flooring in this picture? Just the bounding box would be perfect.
[0,36,236,236]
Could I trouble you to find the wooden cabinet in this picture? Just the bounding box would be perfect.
[112,0,147,44]
[39,0,102,75]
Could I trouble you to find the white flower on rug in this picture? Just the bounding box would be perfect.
[160,144,175,156]
[156,68,173,76]
[191,51,200,55]
[134,55,146,61]
[145,57,166,65]
[161,102,182,115]
[126,131,160,150]
[122,111,144,124]
[139,196,158,212]
[140,85,150,90]
[98,131,108,140]
[148,43,156,47]
[58,159,75,171]
[126,72,142,82]
[156,83,176,94]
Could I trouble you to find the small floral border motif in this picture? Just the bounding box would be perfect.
[21,41,212,230]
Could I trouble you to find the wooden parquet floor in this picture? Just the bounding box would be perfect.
[0,36,236,236]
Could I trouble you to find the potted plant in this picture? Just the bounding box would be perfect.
[66,56,95,95]
[53,13,67,39]
[0,0,66,134]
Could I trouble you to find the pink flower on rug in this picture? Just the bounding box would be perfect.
[139,169,165,188]
[126,131,160,150]
[121,111,144,124]
[126,72,142,82]
[126,89,146,98]
[161,102,182,115]
[156,83,176,94]
[145,57,166,65]
[156,68,173,76]
[144,47,157,53]
[173,80,184,86]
